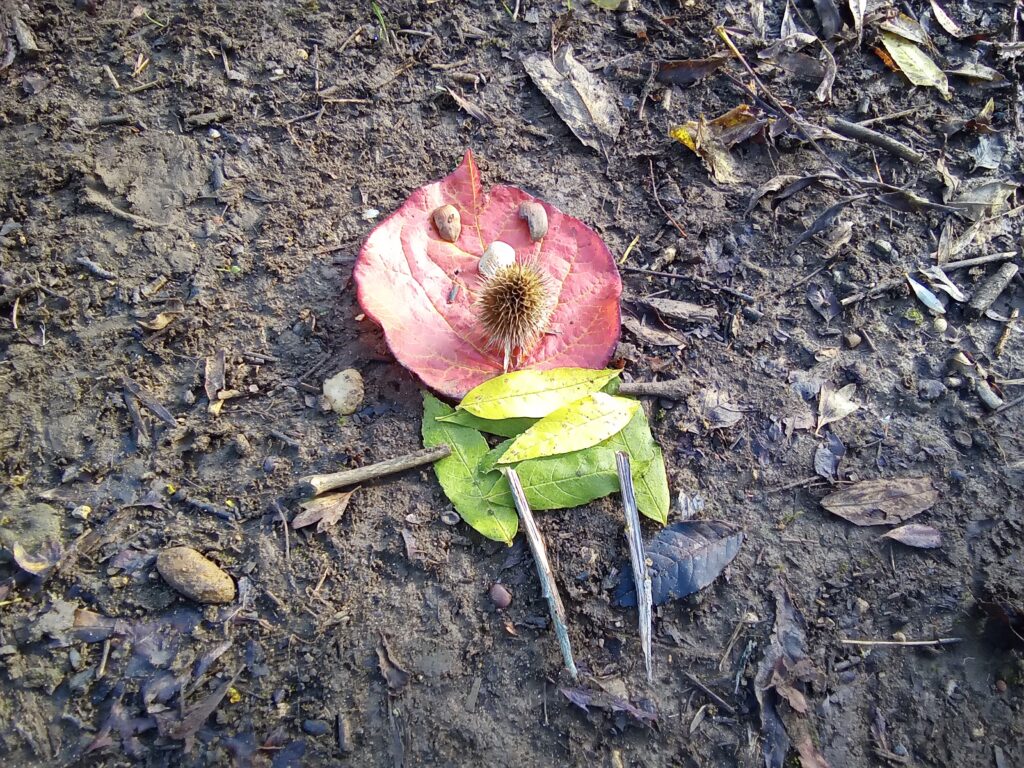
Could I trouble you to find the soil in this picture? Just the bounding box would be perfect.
[1,1,1023,766]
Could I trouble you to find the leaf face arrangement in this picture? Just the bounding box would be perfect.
[423,368,671,543]
[354,150,622,399]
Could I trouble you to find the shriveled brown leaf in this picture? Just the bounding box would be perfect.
[821,477,938,526]
[881,523,943,549]
[701,388,744,430]
[622,315,685,347]
[816,383,858,432]
[376,635,411,693]
[292,488,358,532]
[137,312,180,331]
[657,54,730,86]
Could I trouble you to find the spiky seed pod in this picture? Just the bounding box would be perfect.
[477,262,555,371]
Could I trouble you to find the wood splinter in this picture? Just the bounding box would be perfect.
[298,444,451,497]
[616,452,653,682]
[506,468,579,680]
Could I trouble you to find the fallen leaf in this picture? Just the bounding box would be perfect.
[12,540,61,575]
[444,87,492,124]
[634,296,718,324]
[137,311,180,331]
[821,477,938,526]
[816,383,858,433]
[457,367,620,420]
[946,63,1007,86]
[657,55,730,86]
[614,520,743,606]
[813,432,845,480]
[880,13,935,48]
[670,105,765,184]
[907,274,945,314]
[354,151,622,398]
[560,686,657,724]
[622,315,685,347]
[880,31,951,100]
[848,0,866,42]
[811,0,843,39]
[815,43,836,102]
[292,488,357,532]
[929,0,963,38]
[919,266,967,302]
[436,410,537,438]
[522,45,623,151]
[702,388,744,429]
[376,636,411,693]
[746,173,799,215]
[807,283,840,321]
[496,392,639,464]
[949,180,1018,221]
[881,523,943,549]
[422,392,517,544]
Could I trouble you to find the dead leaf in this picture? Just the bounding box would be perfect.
[12,540,61,575]
[670,105,765,184]
[444,87,492,124]
[657,54,730,86]
[702,388,744,429]
[880,31,950,100]
[522,45,623,151]
[137,311,180,331]
[821,477,938,526]
[950,180,1018,220]
[816,383,858,433]
[376,635,411,693]
[906,274,945,314]
[813,433,845,480]
[815,43,836,102]
[622,315,685,347]
[292,488,358,532]
[929,0,963,38]
[811,0,842,39]
[881,523,943,549]
[807,283,840,321]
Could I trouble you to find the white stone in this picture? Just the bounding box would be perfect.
[323,369,364,415]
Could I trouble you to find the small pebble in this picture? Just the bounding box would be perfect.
[489,583,512,610]
[262,456,277,473]
[322,369,364,415]
[156,546,236,604]
[932,317,948,333]
[518,201,548,241]
[918,379,947,401]
[302,719,330,736]
[844,332,862,349]
[892,631,908,643]
[441,510,460,526]
[233,433,252,457]
[855,597,870,616]
[995,679,1008,693]
[71,504,92,521]
[208,128,221,140]
[431,204,461,242]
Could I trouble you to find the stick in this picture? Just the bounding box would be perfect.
[621,266,757,303]
[298,445,451,497]
[824,117,926,164]
[940,251,1018,271]
[683,671,736,715]
[968,262,1019,317]
[505,468,578,680]
[618,378,690,401]
[839,276,905,307]
[648,159,686,237]
[616,452,652,682]
[839,637,962,647]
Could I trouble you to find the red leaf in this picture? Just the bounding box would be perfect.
[354,150,622,399]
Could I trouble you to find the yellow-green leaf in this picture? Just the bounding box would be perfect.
[880,31,951,100]
[497,393,640,465]
[633,446,670,525]
[458,367,621,420]
[436,410,537,438]
[421,392,517,544]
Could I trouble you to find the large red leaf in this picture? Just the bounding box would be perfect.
[354,150,622,399]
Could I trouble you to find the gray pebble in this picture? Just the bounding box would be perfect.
[918,379,947,401]
[489,583,512,610]
[302,719,330,736]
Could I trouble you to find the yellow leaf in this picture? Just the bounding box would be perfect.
[497,393,640,464]
[458,367,621,420]
[880,31,950,100]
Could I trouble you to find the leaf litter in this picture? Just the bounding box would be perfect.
[821,477,939,526]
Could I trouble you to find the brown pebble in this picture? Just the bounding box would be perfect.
[995,679,1008,693]
[489,583,512,610]
[432,204,461,242]
[156,546,235,604]
[844,332,862,349]
[518,201,548,241]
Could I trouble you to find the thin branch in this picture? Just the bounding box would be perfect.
[839,637,962,647]
[298,445,451,497]
[616,452,652,682]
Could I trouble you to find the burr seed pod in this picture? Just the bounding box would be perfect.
[431,204,461,242]
[477,262,555,371]
[519,201,548,241]
[478,241,517,280]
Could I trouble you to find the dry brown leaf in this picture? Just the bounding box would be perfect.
[292,488,358,532]
[816,383,858,433]
[821,477,938,526]
[881,523,943,549]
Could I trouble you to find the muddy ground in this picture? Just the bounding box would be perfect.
[1,0,1023,766]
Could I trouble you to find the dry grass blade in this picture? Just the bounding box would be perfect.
[616,452,652,682]
[505,468,578,680]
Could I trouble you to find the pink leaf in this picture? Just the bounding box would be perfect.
[354,150,622,399]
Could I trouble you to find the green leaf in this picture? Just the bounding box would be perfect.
[633,446,670,525]
[421,392,518,544]
[485,407,660,512]
[436,410,537,438]
[458,367,622,419]
[479,439,514,475]
[497,393,640,465]
[880,31,951,100]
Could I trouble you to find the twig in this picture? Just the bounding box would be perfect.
[83,187,176,231]
[839,637,962,647]
[994,393,1024,415]
[683,671,736,715]
[121,376,177,426]
[298,445,452,497]
[856,107,922,128]
[506,468,579,680]
[621,265,756,303]
[619,378,690,401]
[616,453,652,682]
[940,251,1018,271]
[75,255,117,280]
[825,117,926,164]
[126,78,164,94]
[839,276,905,307]
[994,308,1018,357]
[648,159,686,237]
[967,263,1019,317]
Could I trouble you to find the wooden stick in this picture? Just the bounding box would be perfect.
[618,378,690,401]
[616,452,652,682]
[968,262,1019,317]
[297,445,451,497]
[941,251,1018,271]
[505,468,578,680]
[839,637,962,647]
[825,117,926,164]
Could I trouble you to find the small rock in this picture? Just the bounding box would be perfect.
[156,547,236,604]
[489,583,512,610]
[233,433,252,457]
[932,317,948,333]
[872,240,895,258]
[844,332,862,349]
[302,719,330,736]
[995,679,1008,693]
[953,430,972,449]
[71,505,92,521]
[854,597,870,616]
[892,631,908,643]
[440,510,460,526]
[322,369,364,415]
[918,379,947,401]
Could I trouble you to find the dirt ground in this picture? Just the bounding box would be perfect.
[2,0,1023,766]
